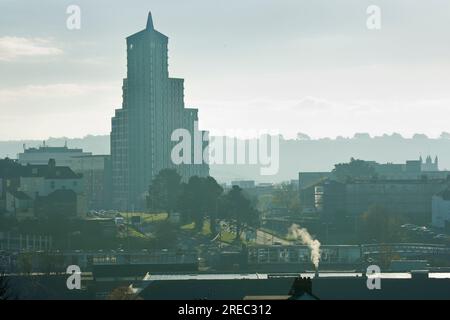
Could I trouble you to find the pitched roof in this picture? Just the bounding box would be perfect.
[8,190,31,200]
[1,159,82,180]
[0,158,24,177]
[22,164,81,179]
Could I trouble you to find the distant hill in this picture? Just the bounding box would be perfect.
[2,134,450,183]
[212,135,450,183]
[0,135,110,158]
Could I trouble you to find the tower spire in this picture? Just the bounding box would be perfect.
[146,11,154,30]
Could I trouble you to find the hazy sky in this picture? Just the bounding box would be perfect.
[1,0,450,140]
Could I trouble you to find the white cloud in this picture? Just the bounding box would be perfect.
[0,82,122,140]
[294,96,334,111]
[196,96,450,140]
[0,37,63,61]
[0,83,118,103]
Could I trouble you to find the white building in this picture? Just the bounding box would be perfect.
[17,145,111,209]
[18,144,92,167]
[19,169,83,199]
[18,160,86,218]
[432,189,450,228]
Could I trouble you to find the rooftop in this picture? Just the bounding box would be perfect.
[8,190,31,200]
[140,272,450,281]
[22,164,81,180]
[21,146,85,154]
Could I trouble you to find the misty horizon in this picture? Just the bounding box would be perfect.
[4,131,450,142]
[2,133,450,184]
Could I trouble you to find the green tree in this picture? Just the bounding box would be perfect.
[153,221,178,249]
[332,158,376,182]
[107,286,142,300]
[0,273,9,300]
[42,216,72,250]
[0,272,16,300]
[176,176,223,234]
[202,176,223,235]
[377,245,401,269]
[188,176,205,231]
[272,183,300,215]
[359,205,404,243]
[18,253,33,275]
[177,182,193,224]
[177,176,204,230]
[0,217,17,232]
[147,169,182,216]
[222,186,260,241]
[40,253,60,275]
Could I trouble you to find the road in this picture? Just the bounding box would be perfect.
[239,227,292,245]
[254,229,291,245]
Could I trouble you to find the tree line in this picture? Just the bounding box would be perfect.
[147,169,260,240]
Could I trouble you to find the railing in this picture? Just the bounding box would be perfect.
[247,243,450,265]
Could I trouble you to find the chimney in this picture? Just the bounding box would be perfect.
[289,276,313,296]
[411,270,429,280]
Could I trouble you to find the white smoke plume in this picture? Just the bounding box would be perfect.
[288,224,321,269]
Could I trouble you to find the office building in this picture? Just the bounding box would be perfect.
[316,178,450,224]
[111,12,209,210]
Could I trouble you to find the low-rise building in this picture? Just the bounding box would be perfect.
[5,190,33,218]
[0,158,86,219]
[34,189,82,218]
[316,178,450,224]
[18,144,111,210]
[299,157,450,219]
[0,158,23,214]
[17,143,92,167]
[299,172,332,210]
[19,159,84,198]
[231,180,256,189]
[70,155,112,210]
[432,189,450,229]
